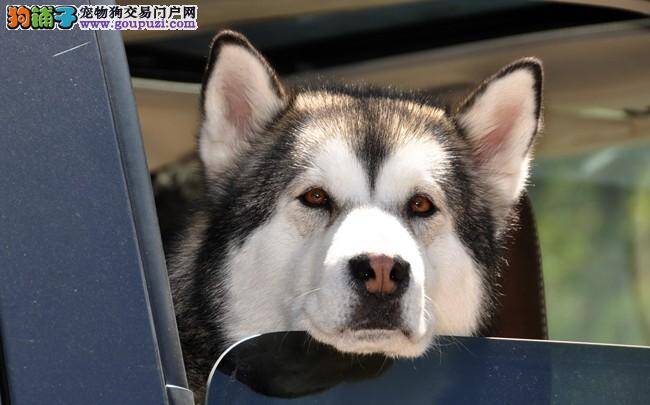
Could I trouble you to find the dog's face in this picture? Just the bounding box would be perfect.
[197,31,542,357]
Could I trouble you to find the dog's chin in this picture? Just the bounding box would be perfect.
[304,318,432,358]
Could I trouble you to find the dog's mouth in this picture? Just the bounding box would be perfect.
[342,328,410,343]
[348,298,406,332]
[303,312,429,357]
[348,319,412,340]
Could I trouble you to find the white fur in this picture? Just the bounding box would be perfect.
[424,232,485,335]
[220,136,484,357]
[374,138,449,214]
[200,44,285,176]
[291,138,369,205]
[221,202,302,342]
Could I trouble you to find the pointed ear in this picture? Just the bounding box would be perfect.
[199,30,288,176]
[455,58,543,219]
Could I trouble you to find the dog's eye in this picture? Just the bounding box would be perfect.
[299,188,330,209]
[408,194,437,217]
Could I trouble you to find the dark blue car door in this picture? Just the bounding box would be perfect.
[0,9,193,405]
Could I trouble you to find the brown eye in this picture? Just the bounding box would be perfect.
[300,188,330,209]
[408,194,437,217]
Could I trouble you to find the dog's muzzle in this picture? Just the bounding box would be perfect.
[348,253,411,331]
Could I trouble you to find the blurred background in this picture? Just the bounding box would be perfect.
[121,1,650,346]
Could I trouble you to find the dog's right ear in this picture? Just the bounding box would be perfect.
[199,30,287,176]
[454,58,543,225]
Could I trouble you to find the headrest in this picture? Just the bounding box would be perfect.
[482,194,548,340]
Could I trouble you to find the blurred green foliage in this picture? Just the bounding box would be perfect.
[530,142,650,346]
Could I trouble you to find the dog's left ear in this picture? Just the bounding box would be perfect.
[199,30,288,176]
[455,58,543,220]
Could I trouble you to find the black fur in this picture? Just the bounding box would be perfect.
[173,105,308,396]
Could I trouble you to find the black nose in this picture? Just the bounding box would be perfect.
[348,254,410,297]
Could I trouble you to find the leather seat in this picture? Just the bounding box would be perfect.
[482,194,548,340]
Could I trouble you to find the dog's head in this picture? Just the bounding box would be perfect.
[197,31,542,357]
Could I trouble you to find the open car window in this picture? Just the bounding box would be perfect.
[132,2,650,347]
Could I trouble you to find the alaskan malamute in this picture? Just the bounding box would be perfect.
[168,30,543,398]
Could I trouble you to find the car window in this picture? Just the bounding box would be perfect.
[126,1,650,347]
[206,331,650,404]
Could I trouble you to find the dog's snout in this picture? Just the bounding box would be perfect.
[349,254,410,296]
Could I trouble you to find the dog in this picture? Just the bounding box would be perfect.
[168,30,543,400]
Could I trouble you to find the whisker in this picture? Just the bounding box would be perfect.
[450,335,475,356]
[423,307,432,322]
[425,298,476,357]
[291,287,321,302]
